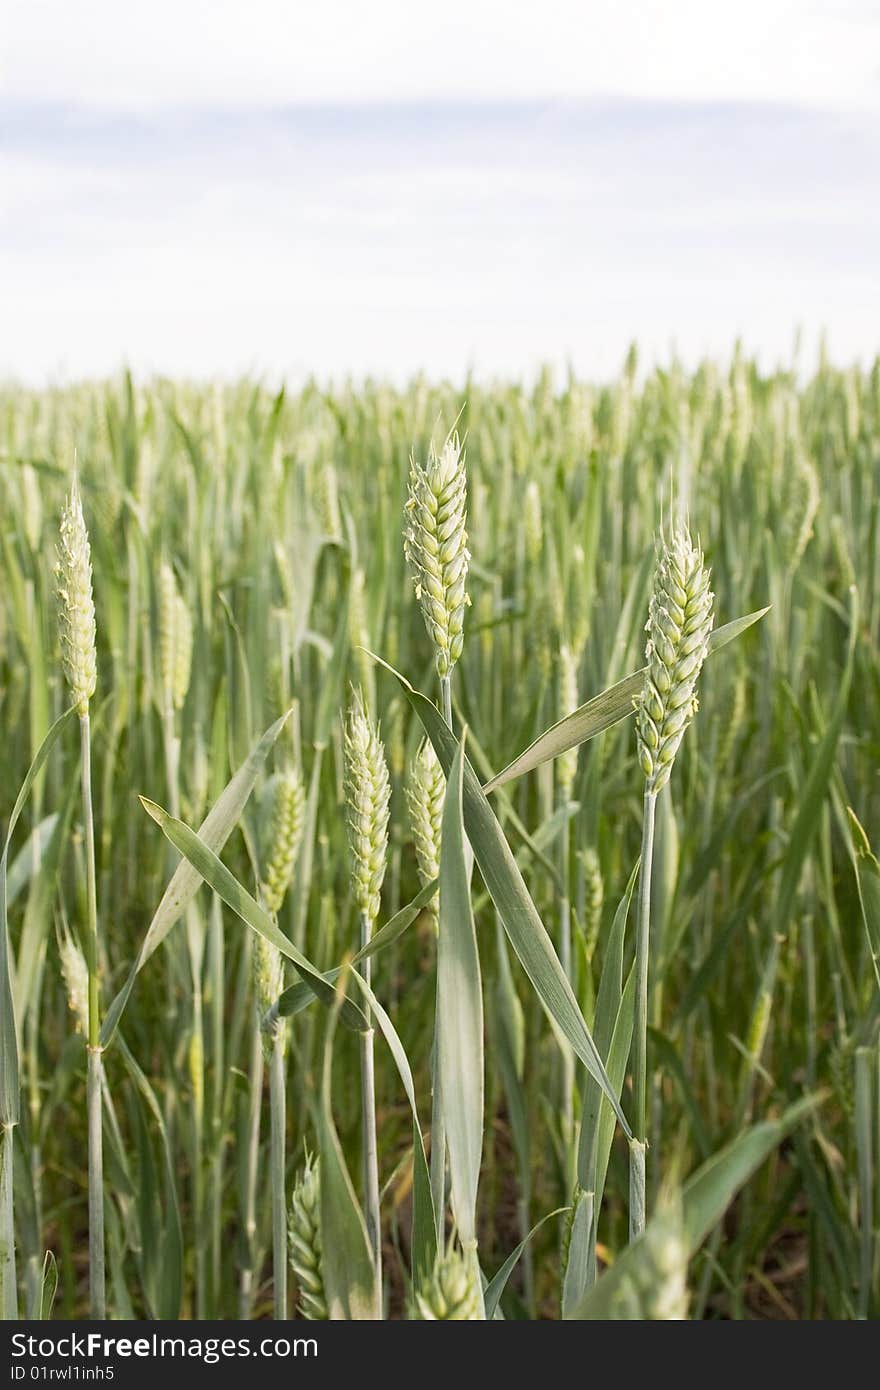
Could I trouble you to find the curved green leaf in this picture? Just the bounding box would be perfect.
[319,984,379,1319]
[682,1093,822,1252]
[6,816,59,911]
[485,1207,567,1320]
[565,1200,687,1320]
[437,734,483,1248]
[370,654,631,1139]
[483,608,770,794]
[2,704,78,1125]
[100,709,292,1047]
[117,1035,184,1320]
[139,799,367,1033]
[848,808,880,989]
[348,971,436,1283]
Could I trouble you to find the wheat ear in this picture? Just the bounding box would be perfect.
[404,431,470,682]
[288,1155,327,1320]
[408,1245,482,1320]
[631,525,713,1240]
[57,474,104,1318]
[260,769,306,916]
[343,689,390,1287]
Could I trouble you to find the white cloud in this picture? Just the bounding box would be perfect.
[2,96,877,384]
[3,0,880,110]
[2,5,878,382]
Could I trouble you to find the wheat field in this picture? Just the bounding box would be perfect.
[0,348,877,1320]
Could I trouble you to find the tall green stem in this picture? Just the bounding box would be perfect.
[238,1014,263,1320]
[207,895,225,1315]
[0,1123,17,1320]
[429,965,446,1241]
[81,714,105,1317]
[439,676,452,730]
[630,787,656,1242]
[165,700,207,1317]
[86,1049,105,1319]
[359,912,381,1290]
[190,985,206,1318]
[269,1036,287,1319]
[559,821,575,1177]
[855,1047,873,1321]
[430,675,454,1235]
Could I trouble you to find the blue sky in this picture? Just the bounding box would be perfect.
[2,2,879,383]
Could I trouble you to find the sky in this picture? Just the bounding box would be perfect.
[2,1,879,384]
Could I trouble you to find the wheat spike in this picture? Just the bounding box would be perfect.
[716,672,747,771]
[408,1246,482,1320]
[158,563,176,707]
[288,1155,327,1320]
[524,480,543,565]
[56,476,97,716]
[58,929,89,1038]
[609,1206,688,1319]
[316,462,341,540]
[582,847,604,961]
[405,738,445,894]
[779,446,819,574]
[260,770,306,915]
[557,644,580,798]
[159,564,193,712]
[569,542,590,653]
[404,431,470,678]
[636,526,714,794]
[172,594,193,710]
[253,934,286,1059]
[344,690,391,924]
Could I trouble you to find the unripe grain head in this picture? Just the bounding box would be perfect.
[58,929,89,1038]
[636,526,714,794]
[288,1154,327,1320]
[260,769,306,915]
[343,690,391,924]
[56,476,97,716]
[253,934,287,1059]
[159,564,194,713]
[582,847,604,960]
[557,644,580,798]
[405,738,445,892]
[408,1245,481,1320]
[404,431,470,679]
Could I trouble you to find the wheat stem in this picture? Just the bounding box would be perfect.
[359,913,381,1284]
[79,713,105,1318]
[630,787,657,1240]
[270,1034,288,1319]
[855,1046,873,1320]
[431,674,454,1233]
[343,692,389,1289]
[0,1124,16,1320]
[86,1047,105,1319]
[238,1012,263,1320]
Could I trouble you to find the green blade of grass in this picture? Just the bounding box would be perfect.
[139,798,367,1033]
[483,608,770,794]
[2,704,79,1125]
[348,970,436,1284]
[681,1093,823,1252]
[484,1207,567,1320]
[100,708,292,1047]
[846,809,880,990]
[437,734,484,1249]
[318,980,379,1319]
[371,653,632,1138]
